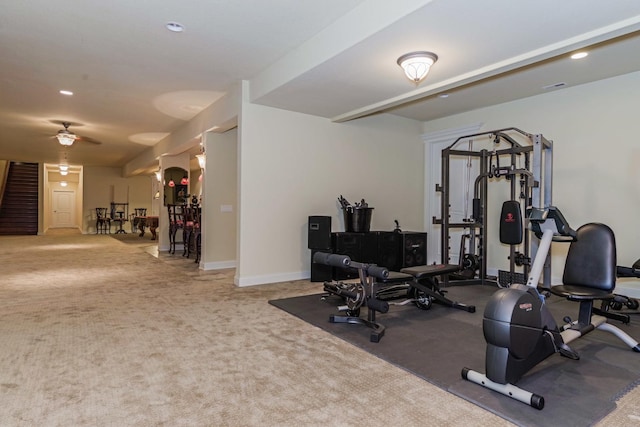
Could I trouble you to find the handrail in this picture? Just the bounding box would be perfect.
[0,160,9,209]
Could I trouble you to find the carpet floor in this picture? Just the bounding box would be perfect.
[1,232,517,426]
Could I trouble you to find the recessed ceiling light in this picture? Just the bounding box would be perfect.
[438,93,449,99]
[166,22,185,33]
[59,90,73,96]
[571,52,588,60]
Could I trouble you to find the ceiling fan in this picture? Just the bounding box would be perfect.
[53,121,102,146]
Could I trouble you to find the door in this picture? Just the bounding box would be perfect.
[425,124,483,264]
[52,190,76,228]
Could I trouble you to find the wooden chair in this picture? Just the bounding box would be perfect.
[110,202,129,234]
[95,207,111,234]
[130,208,147,233]
[182,206,201,260]
[194,209,202,264]
[167,204,185,254]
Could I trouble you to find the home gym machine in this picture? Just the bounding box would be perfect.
[434,128,552,287]
[462,206,640,410]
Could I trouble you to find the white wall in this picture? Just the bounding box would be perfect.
[237,102,425,286]
[423,70,640,279]
[83,166,152,234]
[201,128,238,269]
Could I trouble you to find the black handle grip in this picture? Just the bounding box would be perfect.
[367,297,389,313]
[367,265,389,280]
[312,251,330,264]
[313,251,351,268]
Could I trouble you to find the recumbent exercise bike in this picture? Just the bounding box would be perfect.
[462,206,640,409]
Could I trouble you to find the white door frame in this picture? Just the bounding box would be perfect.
[423,123,483,264]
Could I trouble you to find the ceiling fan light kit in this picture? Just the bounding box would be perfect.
[397,51,438,84]
[56,122,77,146]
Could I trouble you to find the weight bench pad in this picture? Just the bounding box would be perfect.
[400,264,460,279]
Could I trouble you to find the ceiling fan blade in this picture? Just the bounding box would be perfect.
[50,119,82,128]
[76,135,102,145]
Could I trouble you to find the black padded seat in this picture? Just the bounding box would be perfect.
[401,264,460,279]
[549,285,615,301]
[562,223,616,291]
[547,222,627,323]
[549,223,617,304]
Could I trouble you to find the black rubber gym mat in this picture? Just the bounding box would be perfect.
[269,284,640,426]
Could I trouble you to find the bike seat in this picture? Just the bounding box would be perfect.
[549,285,615,301]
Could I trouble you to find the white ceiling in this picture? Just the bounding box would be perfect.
[2,0,640,171]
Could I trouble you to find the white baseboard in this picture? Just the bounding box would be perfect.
[202,260,237,271]
[235,270,308,287]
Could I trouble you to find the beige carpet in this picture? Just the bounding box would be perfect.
[0,231,638,426]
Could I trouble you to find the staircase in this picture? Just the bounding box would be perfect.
[0,162,39,235]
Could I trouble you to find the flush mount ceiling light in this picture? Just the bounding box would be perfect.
[56,122,77,146]
[59,90,73,96]
[571,51,588,60]
[397,51,438,84]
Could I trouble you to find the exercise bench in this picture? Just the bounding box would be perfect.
[375,264,475,313]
